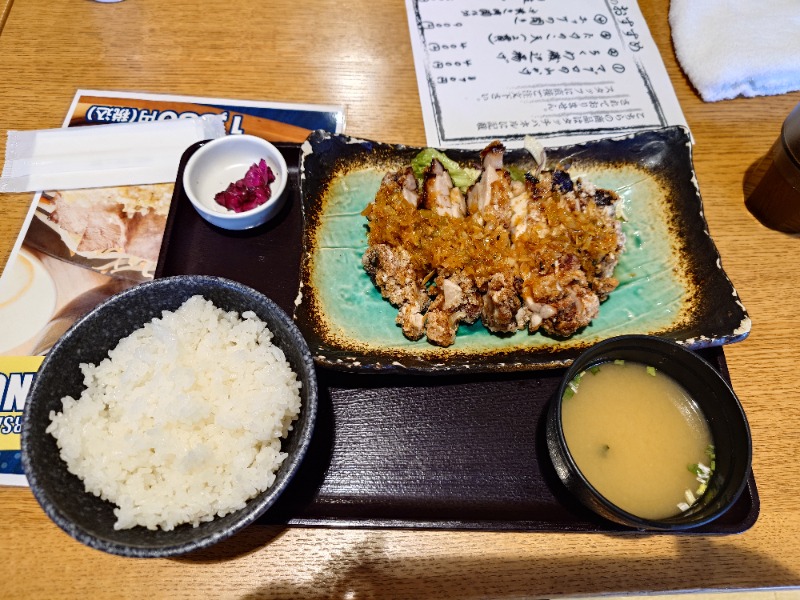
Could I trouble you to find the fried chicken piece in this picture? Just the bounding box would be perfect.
[517,255,600,337]
[421,158,466,218]
[424,273,482,346]
[514,297,557,333]
[466,141,515,228]
[508,178,533,239]
[481,271,521,333]
[463,145,526,333]
[362,243,429,340]
[418,160,481,345]
[571,179,626,294]
[466,141,504,215]
[380,166,420,208]
[543,285,600,337]
[510,167,624,337]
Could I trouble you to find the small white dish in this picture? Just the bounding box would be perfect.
[183,135,288,230]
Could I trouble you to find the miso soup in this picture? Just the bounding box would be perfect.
[561,361,714,520]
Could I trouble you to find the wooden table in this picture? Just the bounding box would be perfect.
[2,0,799,597]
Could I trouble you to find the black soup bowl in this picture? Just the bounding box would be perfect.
[545,334,752,531]
[21,275,318,557]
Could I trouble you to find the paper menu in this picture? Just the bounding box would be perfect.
[405,0,687,148]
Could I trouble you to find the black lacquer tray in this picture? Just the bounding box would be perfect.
[155,141,758,534]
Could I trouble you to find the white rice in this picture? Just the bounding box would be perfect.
[46,295,302,531]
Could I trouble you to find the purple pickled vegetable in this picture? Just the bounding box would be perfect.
[214,159,276,213]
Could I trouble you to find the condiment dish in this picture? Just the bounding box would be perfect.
[546,334,752,531]
[183,134,288,230]
[21,275,317,557]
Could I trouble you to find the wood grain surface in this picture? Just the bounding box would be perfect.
[1,0,799,597]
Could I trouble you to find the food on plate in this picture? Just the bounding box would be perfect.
[46,295,302,531]
[214,159,276,213]
[561,361,715,519]
[38,184,173,264]
[361,141,626,346]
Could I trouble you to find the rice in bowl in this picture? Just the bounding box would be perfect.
[46,294,302,531]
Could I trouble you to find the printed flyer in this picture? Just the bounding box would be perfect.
[0,357,44,486]
[0,90,345,485]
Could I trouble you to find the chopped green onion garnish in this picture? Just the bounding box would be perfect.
[681,459,711,510]
[688,458,713,505]
[563,372,584,399]
[646,365,657,376]
[614,359,625,365]
[506,164,528,183]
[589,365,601,375]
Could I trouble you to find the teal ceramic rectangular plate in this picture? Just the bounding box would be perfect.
[297,128,750,373]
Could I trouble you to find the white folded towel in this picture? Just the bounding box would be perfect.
[670,0,800,102]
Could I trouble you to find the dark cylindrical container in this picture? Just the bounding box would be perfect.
[745,102,800,233]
